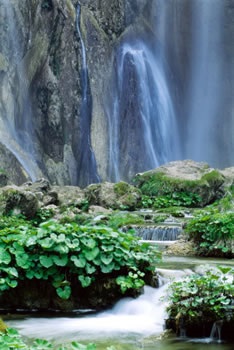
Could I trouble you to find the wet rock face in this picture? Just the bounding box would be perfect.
[0,1,233,185]
[0,0,128,185]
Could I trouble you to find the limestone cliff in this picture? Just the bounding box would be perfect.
[0,0,233,186]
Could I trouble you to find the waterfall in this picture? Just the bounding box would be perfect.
[0,0,41,181]
[106,39,180,182]
[74,4,100,187]
[134,225,182,241]
[185,0,225,166]
[210,320,223,343]
[7,284,168,342]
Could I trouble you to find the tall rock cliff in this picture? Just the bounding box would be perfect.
[0,0,233,186]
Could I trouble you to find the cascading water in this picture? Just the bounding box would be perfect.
[134,225,182,241]
[106,39,180,182]
[185,0,226,167]
[8,284,168,343]
[185,0,234,167]
[0,0,42,181]
[73,4,100,187]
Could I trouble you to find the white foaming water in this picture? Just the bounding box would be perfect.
[8,285,168,342]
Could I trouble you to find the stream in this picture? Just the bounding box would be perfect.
[6,256,234,349]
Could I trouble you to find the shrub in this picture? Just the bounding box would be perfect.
[185,211,234,256]
[167,267,234,328]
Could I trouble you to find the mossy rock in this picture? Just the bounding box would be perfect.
[133,160,225,207]
[0,186,39,219]
[85,181,141,210]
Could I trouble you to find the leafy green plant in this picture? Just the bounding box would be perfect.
[0,327,110,349]
[107,212,144,229]
[140,192,201,209]
[185,212,234,256]
[167,267,234,328]
[0,217,161,299]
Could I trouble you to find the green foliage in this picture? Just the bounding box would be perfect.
[107,212,144,229]
[185,211,234,256]
[114,182,130,196]
[77,199,90,212]
[167,268,234,326]
[31,209,54,226]
[141,192,201,209]
[0,327,105,349]
[0,217,161,298]
[134,172,198,197]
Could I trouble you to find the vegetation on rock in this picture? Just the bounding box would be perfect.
[185,211,234,257]
[166,267,234,338]
[133,169,224,207]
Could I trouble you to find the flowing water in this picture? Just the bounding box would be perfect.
[0,0,41,181]
[7,257,234,349]
[185,0,225,167]
[74,4,100,187]
[106,39,179,182]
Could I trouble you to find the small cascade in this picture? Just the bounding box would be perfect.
[7,284,169,342]
[134,225,182,241]
[106,39,179,182]
[210,320,223,343]
[74,4,100,187]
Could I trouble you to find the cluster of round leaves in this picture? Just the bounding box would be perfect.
[0,327,115,350]
[141,192,201,209]
[185,211,234,256]
[167,267,234,326]
[0,216,161,299]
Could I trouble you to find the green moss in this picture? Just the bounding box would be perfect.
[134,171,199,196]
[114,181,130,196]
[200,170,224,185]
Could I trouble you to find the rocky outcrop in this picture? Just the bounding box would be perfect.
[85,181,141,210]
[133,160,226,206]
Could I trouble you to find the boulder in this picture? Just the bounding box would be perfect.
[85,181,141,210]
[133,160,226,207]
[52,185,86,208]
[0,186,39,218]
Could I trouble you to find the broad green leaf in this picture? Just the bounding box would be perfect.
[15,253,31,269]
[4,267,18,278]
[78,275,92,287]
[84,247,100,261]
[71,255,86,268]
[53,244,69,254]
[32,338,53,349]
[6,279,17,288]
[85,263,96,274]
[81,237,96,249]
[65,238,80,250]
[0,247,11,265]
[53,255,68,267]
[101,262,115,273]
[100,253,113,265]
[56,285,71,300]
[39,255,54,268]
[38,237,55,249]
